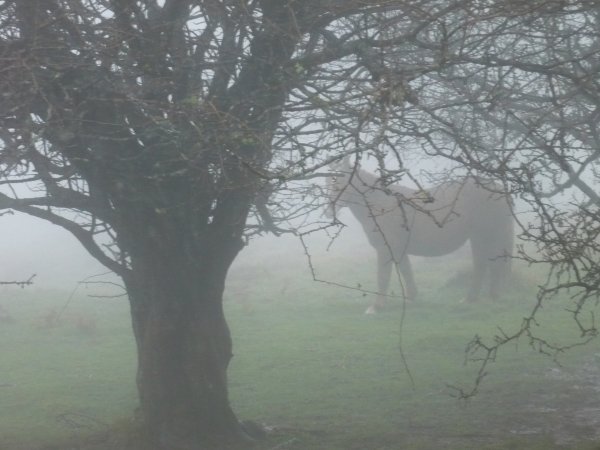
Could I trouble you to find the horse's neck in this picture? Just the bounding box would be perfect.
[348,170,376,193]
[349,170,414,199]
[344,170,413,220]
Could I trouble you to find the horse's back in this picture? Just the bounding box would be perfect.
[395,178,512,258]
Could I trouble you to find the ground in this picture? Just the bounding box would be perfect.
[2,249,600,450]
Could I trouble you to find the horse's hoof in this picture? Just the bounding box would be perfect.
[364,305,378,315]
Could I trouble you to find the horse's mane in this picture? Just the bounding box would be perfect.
[353,167,415,197]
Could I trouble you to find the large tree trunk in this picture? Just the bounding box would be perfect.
[122,226,249,449]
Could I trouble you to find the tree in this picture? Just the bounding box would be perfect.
[2,0,600,448]
[0,1,423,447]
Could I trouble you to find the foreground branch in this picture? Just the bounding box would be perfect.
[0,274,36,288]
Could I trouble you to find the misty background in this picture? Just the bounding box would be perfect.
[0,197,477,303]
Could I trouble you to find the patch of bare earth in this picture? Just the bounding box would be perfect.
[520,356,600,447]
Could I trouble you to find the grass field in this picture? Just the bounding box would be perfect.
[1,245,600,449]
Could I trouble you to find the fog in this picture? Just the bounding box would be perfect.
[3,195,600,450]
[0,152,583,450]
[0,213,107,288]
[0,209,335,288]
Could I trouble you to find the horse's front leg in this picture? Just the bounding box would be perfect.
[365,251,393,314]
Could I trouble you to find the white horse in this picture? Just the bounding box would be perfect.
[325,159,513,314]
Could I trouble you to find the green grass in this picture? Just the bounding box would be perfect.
[1,255,600,449]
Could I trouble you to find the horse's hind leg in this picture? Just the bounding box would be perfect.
[489,254,511,301]
[466,239,488,303]
[489,222,513,300]
[396,256,418,302]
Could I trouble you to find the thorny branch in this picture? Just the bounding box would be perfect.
[0,274,36,288]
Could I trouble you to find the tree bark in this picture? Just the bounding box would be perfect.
[122,225,249,449]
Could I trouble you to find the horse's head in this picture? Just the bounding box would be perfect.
[324,157,353,219]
